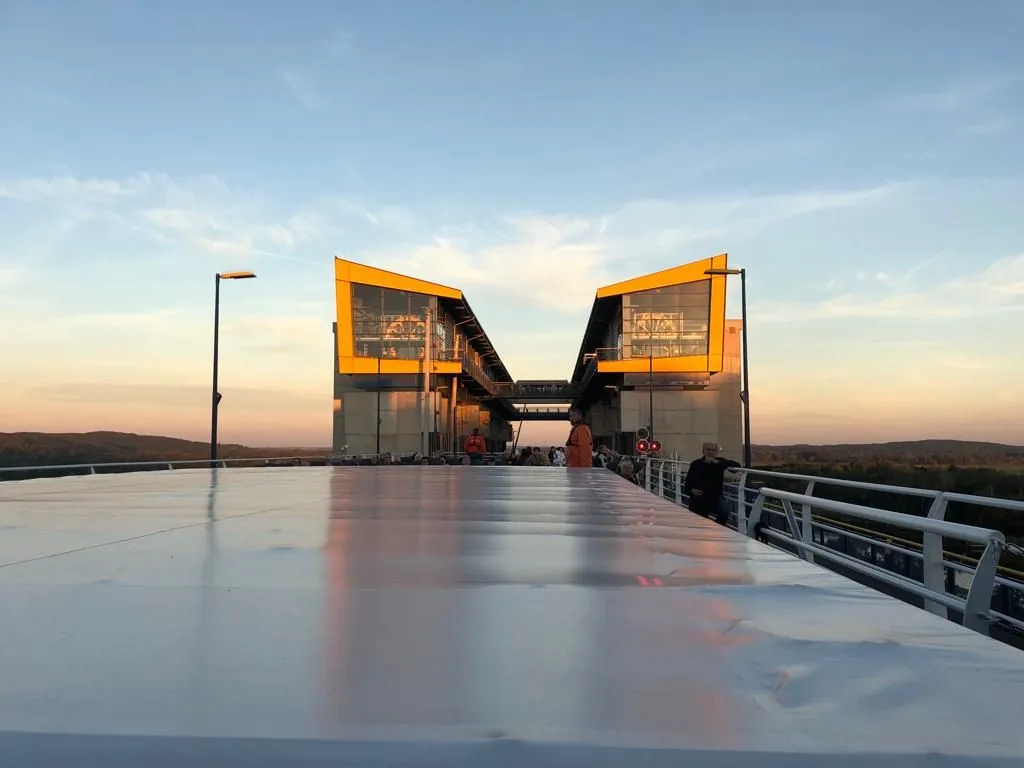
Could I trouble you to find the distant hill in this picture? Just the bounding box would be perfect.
[0,431,323,469]
[753,440,1024,468]
[3,432,1021,471]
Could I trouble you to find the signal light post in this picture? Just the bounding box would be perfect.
[635,438,661,455]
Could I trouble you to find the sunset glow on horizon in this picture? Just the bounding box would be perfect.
[1,3,1022,448]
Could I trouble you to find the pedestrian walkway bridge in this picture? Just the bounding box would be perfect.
[1,461,1023,764]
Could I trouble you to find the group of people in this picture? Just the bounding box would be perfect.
[462,410,742,522]
[462,407,596,467]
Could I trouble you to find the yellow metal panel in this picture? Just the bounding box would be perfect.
[339,357,463,376]
[595,253,728,299]
[335,277,354,358]
[705,252,728,372]
[597,355,722,375]
[334,257,462,299]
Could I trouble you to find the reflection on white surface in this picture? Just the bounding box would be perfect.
[0,466,1022,764]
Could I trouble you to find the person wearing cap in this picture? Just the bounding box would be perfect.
[564,407,593,468]
[683,442,742,523]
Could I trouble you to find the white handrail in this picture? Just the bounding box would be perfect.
[647,457,944,499]
[0,456,325,474]
[759,488,1005,547]
[637,456,1024,638]
[750,487,1005,634]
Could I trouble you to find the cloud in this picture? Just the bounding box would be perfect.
[607,183,906,252]
[0,262,27,290]
[1,169,905,296]
[894,75,1016,113]
[756,254,1024,322]
[62,308,187,328]
[357,182,906,314]
[891,75,1019,136]
[141,207,258,257]
[324,28,354,59]
[961,254,1024,297]
[276,28,353,110]
[333,199,415,230]
[369,215,612,313]
[29,382,324,412]
[0,170,329,263]
[0,175,148,203]
[223,313,329,354]
[276,67,329,111]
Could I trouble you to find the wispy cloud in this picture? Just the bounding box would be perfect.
[276,67,329,111]
[359,182,907,314]
[30,382,323,411]
[324,27,354,59]
[756,254,1024,322]
[62,308,187,328]
[894,75,1016,113]
[276,28,352,111]
[891,75,1019,135]
[223,313,328,354]
[0,175,148,203]
[367,215,611,313]
[0,171,328,263]
[0,263,27,289]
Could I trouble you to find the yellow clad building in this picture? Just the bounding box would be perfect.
[332,254,742,460]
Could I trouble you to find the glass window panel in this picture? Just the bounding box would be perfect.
[353,284,382,310]
[621,280,710,358]
[352,284,440,358]
[632,292,652,308]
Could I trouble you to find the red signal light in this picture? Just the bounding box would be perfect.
[650,440,662,453]
[636,439,649,453]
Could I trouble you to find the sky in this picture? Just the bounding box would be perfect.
[1,0,1023,448]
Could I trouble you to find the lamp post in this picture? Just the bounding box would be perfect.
[375,355,382,456]
[705,266,750,468]
[211,271,256,465]
[421,309,433,457]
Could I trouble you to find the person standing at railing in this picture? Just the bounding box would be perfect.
[565,407,593,468]
[683,442,742,524]
[464,428,486,465]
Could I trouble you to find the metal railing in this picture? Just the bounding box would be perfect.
[753,488,1004,634]
[0,452,520,478]
[0,456,328,479]
[638,457,1024,639]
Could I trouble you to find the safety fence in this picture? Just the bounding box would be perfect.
[639,457,1024,641]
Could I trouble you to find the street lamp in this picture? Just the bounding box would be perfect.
[211,271,256,464]
[705,266,751,468]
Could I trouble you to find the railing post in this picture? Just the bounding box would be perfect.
[781,498,808,561]
[90,466,96,475]
[963,536,1003,635]
[675,464,684,505]
[657,461,665,498]
[802,480,816,565]
[645,459,652,492]
[735,470,748,531]
[923,494,950,620]
[746,492,765,538]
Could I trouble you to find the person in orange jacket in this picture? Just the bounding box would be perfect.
[464,428,486,465]
[564,407,593,468]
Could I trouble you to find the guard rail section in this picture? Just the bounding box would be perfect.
[639,457,1024,639]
